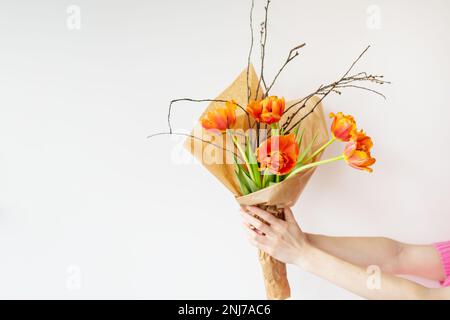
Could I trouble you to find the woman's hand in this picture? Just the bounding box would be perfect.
[241,206,311,266]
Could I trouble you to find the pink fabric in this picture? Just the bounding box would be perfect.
[434,241,450,287]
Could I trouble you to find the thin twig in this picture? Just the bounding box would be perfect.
[246,0,255,103]
[255,0,271,100]
[283,71,387,126]
[167,98,249,134]
[283,91,316,114]
[262,77,268,92]
[285,86,335,133]
[266,43,306,96]
[146,131,242,161]
[284,46,389,133]
[342,45,371,79]
[281,89,319,132]
[335,84,386,99]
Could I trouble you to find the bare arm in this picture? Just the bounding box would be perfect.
[306,234,445,281]
[301,244,450,300]
[241,206,450,300]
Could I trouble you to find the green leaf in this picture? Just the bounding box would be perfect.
[296,128,305,147]
[232,136,255,181]
[262,169,275,189]
[239,165,259,193]
[292,124,300,138]
[233,156,250,195]
[297,132,318,165]
[235,166,250,195]
[233,154,258,193]
[245,137,262,188]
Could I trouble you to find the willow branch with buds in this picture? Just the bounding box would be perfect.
[265,43,306,96]
[255,0,271,100]
[282,46,390,133]
[167,98,250,134]
[246,0,255,103]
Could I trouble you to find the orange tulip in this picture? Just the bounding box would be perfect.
[329,112,357,142]
[354,129,373,152]
[201,101,237,132]
[247,96,285,125]
[257,134,299,175]
[343,130,376,172]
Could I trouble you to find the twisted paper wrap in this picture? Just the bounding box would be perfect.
[257,205,289,299]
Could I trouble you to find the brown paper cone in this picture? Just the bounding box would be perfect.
[185,65,329,300]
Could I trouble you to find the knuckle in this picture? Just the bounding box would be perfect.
[254,220,263,229]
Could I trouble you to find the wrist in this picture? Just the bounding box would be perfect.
[293,242,315,270]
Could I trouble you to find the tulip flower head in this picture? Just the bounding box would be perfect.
[329,112,357,142]
[201,101,237,132]
[343,130,376,172]
[354,129,373,152]
[247,96,285,125]
[257,134,299,175]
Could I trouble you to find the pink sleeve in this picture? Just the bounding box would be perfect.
[434,241,450,287]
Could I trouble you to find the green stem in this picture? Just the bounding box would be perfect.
[271,123,279,137]
[262,168,270,188]
[286,154,345,179]
[305,137,336,163]
[230,134,255,182]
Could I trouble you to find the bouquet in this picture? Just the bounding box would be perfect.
[149,0,387,300]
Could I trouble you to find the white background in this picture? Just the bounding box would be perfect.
[0,0,449,299]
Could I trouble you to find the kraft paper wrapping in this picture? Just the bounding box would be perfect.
[184,65,329,300]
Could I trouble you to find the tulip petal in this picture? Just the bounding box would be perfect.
[330,112,357,142]
[200,101,237,132]
[246,96,285,125]
[257,134,299,175]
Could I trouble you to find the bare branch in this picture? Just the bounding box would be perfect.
[167,98,249,134]
[283,46,389,133]
[281,91,318,132]
[266,43,306,96]
[342,45,371,79]
[255,0,271,100]
[335,84,386,99]
[246,0,255,103]
[147,131,242,161]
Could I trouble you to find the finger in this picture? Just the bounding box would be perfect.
[239,207,249,214]
[243,221,264,236]
[246,206,280,226]
[241,211,272,236]
[242,224,275,254]
[283,207,296,223]
[242,223,269,246]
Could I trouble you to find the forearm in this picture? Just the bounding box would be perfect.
[306,234,403,273]
[305,234,445,281]
[297,245,433,300]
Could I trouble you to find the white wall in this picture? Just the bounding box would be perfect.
[0,0,449,299]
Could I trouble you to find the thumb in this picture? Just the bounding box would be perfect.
[283,207,296,223]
